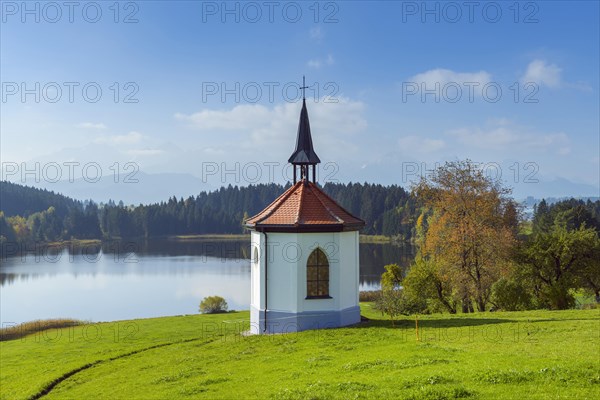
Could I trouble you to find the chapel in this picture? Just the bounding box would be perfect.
[245,83,365,334]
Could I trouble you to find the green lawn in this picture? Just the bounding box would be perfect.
[1,305,598,399]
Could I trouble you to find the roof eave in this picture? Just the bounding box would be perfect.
[248,222,364,233]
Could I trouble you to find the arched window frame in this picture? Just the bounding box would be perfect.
[306,248,331,299]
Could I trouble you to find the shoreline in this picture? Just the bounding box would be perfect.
[20,234,398,247]
[169,234,396,243]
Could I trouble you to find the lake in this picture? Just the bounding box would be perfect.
[0,239,414,324]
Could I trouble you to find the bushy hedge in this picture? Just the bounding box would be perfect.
[199,296,228,314]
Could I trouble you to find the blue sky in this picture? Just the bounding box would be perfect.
[1,1,599,199]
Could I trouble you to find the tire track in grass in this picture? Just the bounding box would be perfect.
[29,337,215,400]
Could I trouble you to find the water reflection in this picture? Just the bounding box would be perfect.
[1,239,253,263]
[359,243,415,289]
[0,239,414,323]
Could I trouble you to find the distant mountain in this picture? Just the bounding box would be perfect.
[11,172,213,206]
[5,166,598,208]
[512,177,599,200]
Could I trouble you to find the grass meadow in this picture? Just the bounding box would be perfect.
[1,304,598,399]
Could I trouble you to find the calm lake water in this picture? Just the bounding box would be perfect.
[0,239,414,324]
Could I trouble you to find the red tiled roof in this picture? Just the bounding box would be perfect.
[245,180,365,232]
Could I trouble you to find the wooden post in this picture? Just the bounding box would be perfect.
[415,314,419,341]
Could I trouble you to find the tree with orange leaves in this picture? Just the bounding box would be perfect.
[412,160,519,312]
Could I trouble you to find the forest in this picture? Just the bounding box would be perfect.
[0,180,417,243]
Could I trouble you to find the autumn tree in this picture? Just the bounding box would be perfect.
[402,210,457,312]
[411,160,519,312]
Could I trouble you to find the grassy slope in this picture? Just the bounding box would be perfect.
[1,306,598,400]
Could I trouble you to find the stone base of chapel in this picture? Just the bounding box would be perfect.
[249,305,361,334]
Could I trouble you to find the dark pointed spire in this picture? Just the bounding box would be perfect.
[289,77,320,184]
[288,98,321,166]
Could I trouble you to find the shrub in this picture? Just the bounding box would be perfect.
[0,319,83,341]
[372,264,429,324]
[373,288,428,319]
[199,296,228,314]
[359,290,381,302]
[373,288,404,326]
[490,278,533,311]
[402,257,457,314]
[581,302,600,310]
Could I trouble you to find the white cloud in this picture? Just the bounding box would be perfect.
[174,97,367,159]
[407,68,492,88]
[521,60,562,88]
[310,26,323,40]
[306,60,323,69]
[175,98,364,133]
[307,54,335,69]
[307,59,322,69]
[446,121,570,155]
[126,149,164,156]
[175,105,273,131]
[202,147,226,155]
[398,136,446,153]
[77,122,107,130]
[94,131,144,145]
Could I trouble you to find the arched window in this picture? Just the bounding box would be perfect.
[306,248,329,298]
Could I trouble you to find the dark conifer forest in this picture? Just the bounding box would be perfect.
[0,181,418,242]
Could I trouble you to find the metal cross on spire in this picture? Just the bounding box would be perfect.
[289,75,320,184]
[300,75,309,100]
